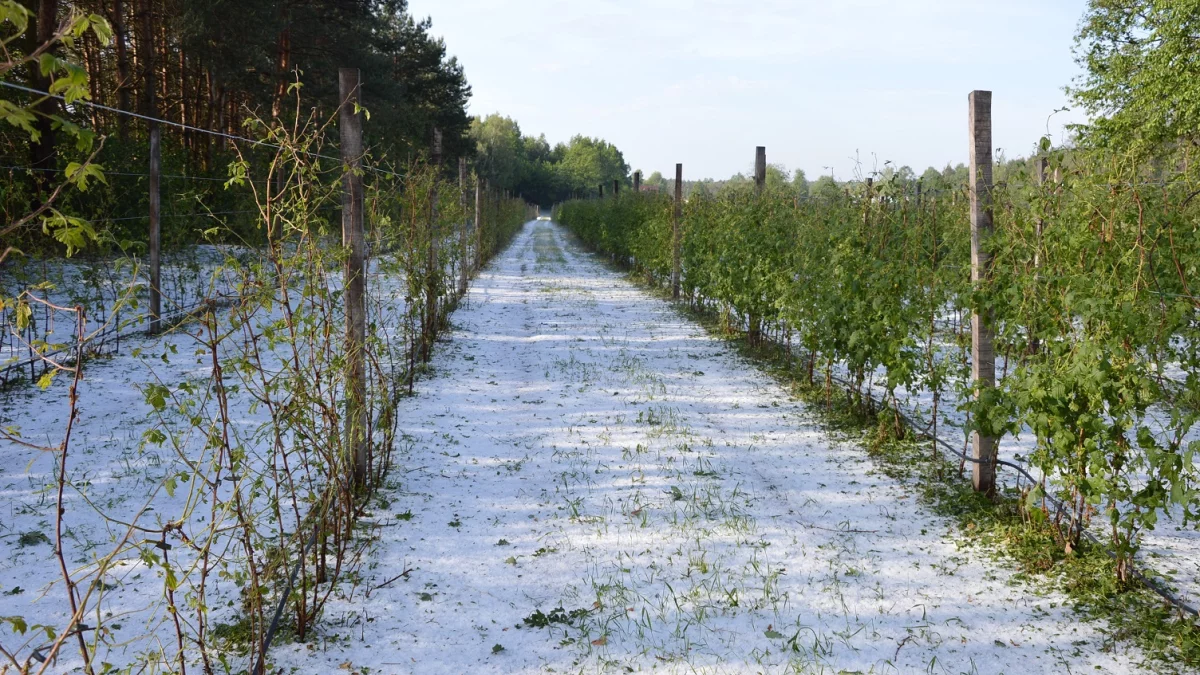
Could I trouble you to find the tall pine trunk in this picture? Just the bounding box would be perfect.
[110,0,131,138]
[23,0,60,206]
[137,0,156,120]
[271,6,292,121]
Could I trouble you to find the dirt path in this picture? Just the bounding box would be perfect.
[274,220,1142,674]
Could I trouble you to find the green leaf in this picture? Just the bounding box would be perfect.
[15,302,31,330]
[87,14,113,45]
[65,161,106,191]
[0,615,27,635]
[0,3,31,37]
[0,99,39,140]
[41,212,97,257]
[48,62,90,104]
[36,371,56,390]
[144,384,169,412]
[37,52,60,77]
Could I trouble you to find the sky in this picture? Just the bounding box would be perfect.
[407,0,1091,181]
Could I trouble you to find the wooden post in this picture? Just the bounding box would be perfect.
[425,127,442,362]
[750,146,766,341]
[148,123,161,334]
[754,146,766,194]
[598,183,604,198]
[458,156,468,296]
[863,177,873,229]
[339,67,368,489]
[613,178,619,197]
[1034,156,1046,270]
[968,89,996,495]
[633,170,641,192]
[672,163,682,299]
[474,173,482,272]
[1028,155,1048,355]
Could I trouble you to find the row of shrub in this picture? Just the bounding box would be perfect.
[556,147,1200,584]
[1,106,531,673]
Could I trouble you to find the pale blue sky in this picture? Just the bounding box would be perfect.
[408,0,1090,181]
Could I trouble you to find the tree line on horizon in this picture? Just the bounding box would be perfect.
[5,0,472,174]
[2,0,1196,243]
[562,0,1200,206]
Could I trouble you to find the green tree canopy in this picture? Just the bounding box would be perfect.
[1071,0,1200,156]
[811,175,842,201]
[793,169,809,198]
[557,135,629,195]
[466,118,629,205]
[470,113,525,187]
[765,163,790,191]
[920,166,945,191]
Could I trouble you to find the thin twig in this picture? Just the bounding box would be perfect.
[371,567,414,592]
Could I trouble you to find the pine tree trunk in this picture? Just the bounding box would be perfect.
[110,0,131,138]
[158,20,168,115]
[137,0,156,120]
[271,6,291,120]
[179,45,190,160]
[83,31,102,129]
[25,0,60,206]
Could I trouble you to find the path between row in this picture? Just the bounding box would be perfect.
[275,221,1141,674]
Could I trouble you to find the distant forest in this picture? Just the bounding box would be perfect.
[6,0,1190,232]
[6,1,470,172]
[0,0,635,238]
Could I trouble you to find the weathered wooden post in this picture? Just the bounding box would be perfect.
[633,170,641,192]
[425,127,442,362]
[754,146,766,195]
[968,90,997,495]
[749,146,766,341]
[474,173,482,273]
[1034,156,1047,270]
[458,156,468,296]
[598,183,604,198]
[672,163,682,299]
[613,178,619,197]
[339,67,368,488]
[863,177,873,229]
[142,0,160,335]
[1027,155,1048,354]
[148,123,161,334]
